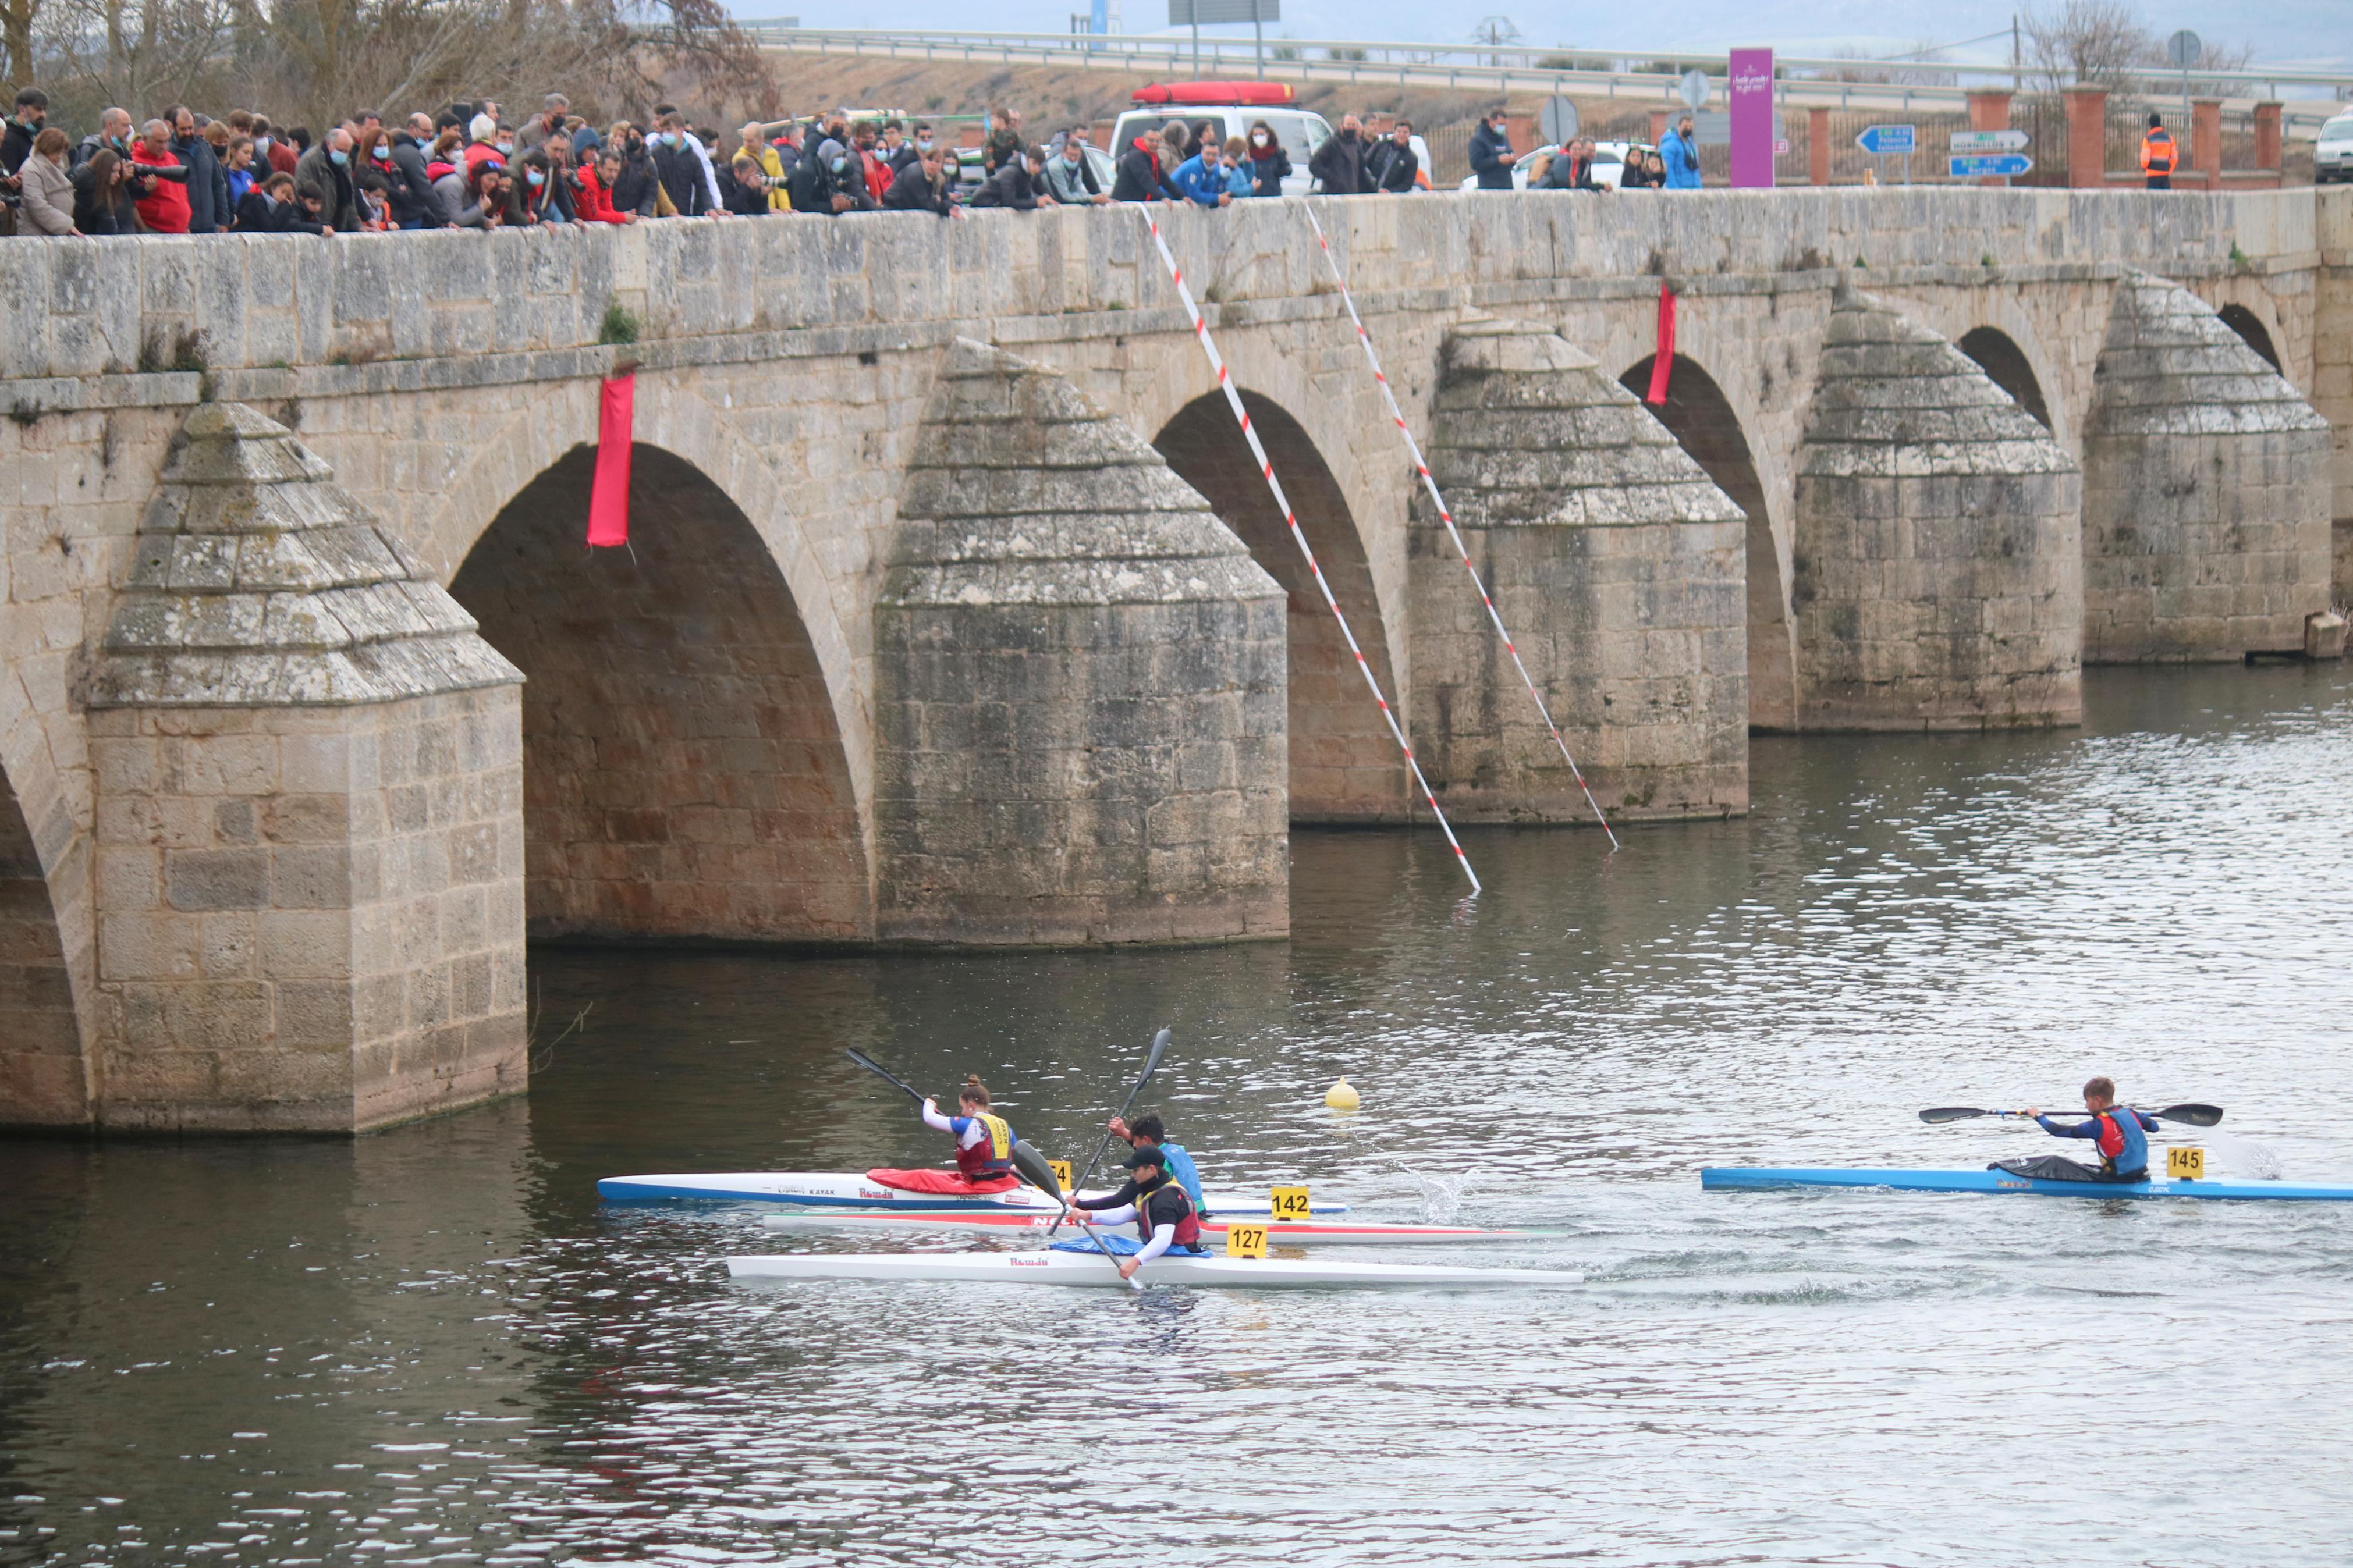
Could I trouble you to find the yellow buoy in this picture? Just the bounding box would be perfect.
[1324,1076,1360,1111]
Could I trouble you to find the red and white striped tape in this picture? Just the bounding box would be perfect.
[1302,206,1620,851]
[1140,211,1481,894]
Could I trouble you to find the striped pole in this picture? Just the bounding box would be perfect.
[1139,211,1481,894]
[1301,205,1620,851]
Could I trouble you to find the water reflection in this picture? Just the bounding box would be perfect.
[2,662,2350,1566]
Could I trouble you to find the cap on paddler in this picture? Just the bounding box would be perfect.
[1121,1145,1167,1171]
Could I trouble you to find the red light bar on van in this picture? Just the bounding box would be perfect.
[1131,81,1297,105]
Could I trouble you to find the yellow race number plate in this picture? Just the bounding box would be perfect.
[1048,1159,1072,1193]
[2167,1146,2204,1181]
[1225,1223,1269,1259]
[1269,1185,1311,1222]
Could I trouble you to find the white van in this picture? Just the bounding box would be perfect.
[1109,84,1330,197]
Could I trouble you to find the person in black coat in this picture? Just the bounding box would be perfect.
[234,172,326,233]
[883,145,955,215]
[608,129,659,216]
[968,145,1048,210]
[788,137,870,215]
[1111,129,1179,202]
[1467,109,1515,190]
[167,106,223,231]
[1309,115,1371,194]
[1245,120,1290,196]
[1365,122,1418,193]
[69,148,139,234]
[650,123,708,215]
[385,130,452,226]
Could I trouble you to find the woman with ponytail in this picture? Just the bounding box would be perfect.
[918,1075,1020,1187]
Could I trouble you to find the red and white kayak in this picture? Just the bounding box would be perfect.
[761,1210,1525,1246]
[596,1169,1349,1215]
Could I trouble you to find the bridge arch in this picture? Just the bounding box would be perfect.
[449,442,872,943]
[1619,353,1794,733]
[1957,326,2054,431]
[2216,303,2281,372]
[1153,389,1410,822]
[0,756,87,1125]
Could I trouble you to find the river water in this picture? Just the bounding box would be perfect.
[5,662,2351,1568]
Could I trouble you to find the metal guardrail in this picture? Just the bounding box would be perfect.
[740,24,2353,124]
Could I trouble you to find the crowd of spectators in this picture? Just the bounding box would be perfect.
[0,85,1713,239]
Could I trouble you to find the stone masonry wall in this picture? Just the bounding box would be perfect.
[1414,320,1748,821]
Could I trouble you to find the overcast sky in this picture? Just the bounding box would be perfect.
[740,2,2350,72]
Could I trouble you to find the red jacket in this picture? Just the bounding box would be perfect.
[861,149,890,204]
[463,141,505,180]
[574,163,629,225]
[267,140,297,176]
[130,140,191,233]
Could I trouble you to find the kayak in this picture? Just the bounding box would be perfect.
[596,1171,1348,1214]
[760,1211,1528,1246]
[1702,1167,2353,1201]
[725,1251,1571,1289]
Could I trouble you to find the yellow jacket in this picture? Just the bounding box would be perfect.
[747,142,790,211]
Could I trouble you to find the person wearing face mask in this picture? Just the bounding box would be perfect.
[1309,113,1371,195]
[650,114,711,216]
[1365,119,1419,194]
[1038,133,1106,205]
[455,162,510,230]
[1468,106,1516,190]
[1244,120,1289,197]
[1,87,47,216]
[1216,136,1255,201]
[1167,138,1233,208]
[384,120,452,227]
[883,141,956,216]
[294,127,361,230]
[907,122,935,173]
[253,115,298,176]
[652,103,727,214]
[504,150,557,225]
[787,136,871,216]
[606,123,659,217]
[73,107,134,170]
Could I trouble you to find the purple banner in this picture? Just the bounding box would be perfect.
[1729,47,1774,189]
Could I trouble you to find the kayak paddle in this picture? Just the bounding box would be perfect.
[1919,1103,2223,1128]
[1012,1138,1141,1292]
[1048,1026,1173,1239]
[846,1048,929,1106]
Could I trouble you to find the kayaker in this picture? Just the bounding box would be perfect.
[920,1075,1018,1186]
[1062,1145,1207,1279]
[2000,1077,2160,1183]
[1106,1112,1207,1216]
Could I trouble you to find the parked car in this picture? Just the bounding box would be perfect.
[1460,140,1654,192]
[2319,111,2353,185]
[953,141,1115,200]
[1109,83,1330,197]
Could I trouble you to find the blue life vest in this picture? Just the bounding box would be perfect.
[2096,1108,2149,1176]
[1158,1142,1206,1214]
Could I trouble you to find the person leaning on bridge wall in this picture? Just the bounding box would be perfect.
[1366,119,1419,194]
[1311,113,1372,194]
[884,141,957,216]
[1660,115,1702,189]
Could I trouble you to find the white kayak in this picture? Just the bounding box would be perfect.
[726,1251,1572,1290]
[597,1171,1348,1215]
[761,1211,1528,1246]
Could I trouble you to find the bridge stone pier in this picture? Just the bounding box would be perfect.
[0,186,2344,1131]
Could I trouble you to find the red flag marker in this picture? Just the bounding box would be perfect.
[587,371,635,548]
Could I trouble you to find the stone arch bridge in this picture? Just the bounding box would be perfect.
[2,189,2345,1132]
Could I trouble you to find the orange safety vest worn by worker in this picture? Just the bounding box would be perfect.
[2141,128,2177,175]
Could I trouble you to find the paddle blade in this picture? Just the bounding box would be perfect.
[2153,1103,2224,1128]
[1919,1107,1993,1123]
[1139,1026,1172,1087]
[1010,1139,1067,1199]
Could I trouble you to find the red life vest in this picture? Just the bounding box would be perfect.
[952,1111,1016,1181]
[1134,1178,1203,1250]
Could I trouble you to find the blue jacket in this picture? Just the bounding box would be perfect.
[2038,1107,2157,1175]
[1159,1142,1206,1214]
[1221,161,1255,200]
[1169,153,1229,207]
[1661,128,1702,189]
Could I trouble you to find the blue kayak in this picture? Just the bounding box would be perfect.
[1702,1167,2353,1201]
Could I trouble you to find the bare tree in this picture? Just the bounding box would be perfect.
[2021,0,2157,93]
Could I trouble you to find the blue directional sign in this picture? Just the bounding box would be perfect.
[1857,124,1915,155]
[1949,152,2033,178]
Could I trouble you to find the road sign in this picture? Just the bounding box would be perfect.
[1693,110,1781,147]
[1539,95,1578,145]
[1856,124,1915,155]
[1679,69,1710,110]
[1167,0,1276,21]
[1950,129,2029,152]
[1949,153,2032,179]
[2167,28,2201,68]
